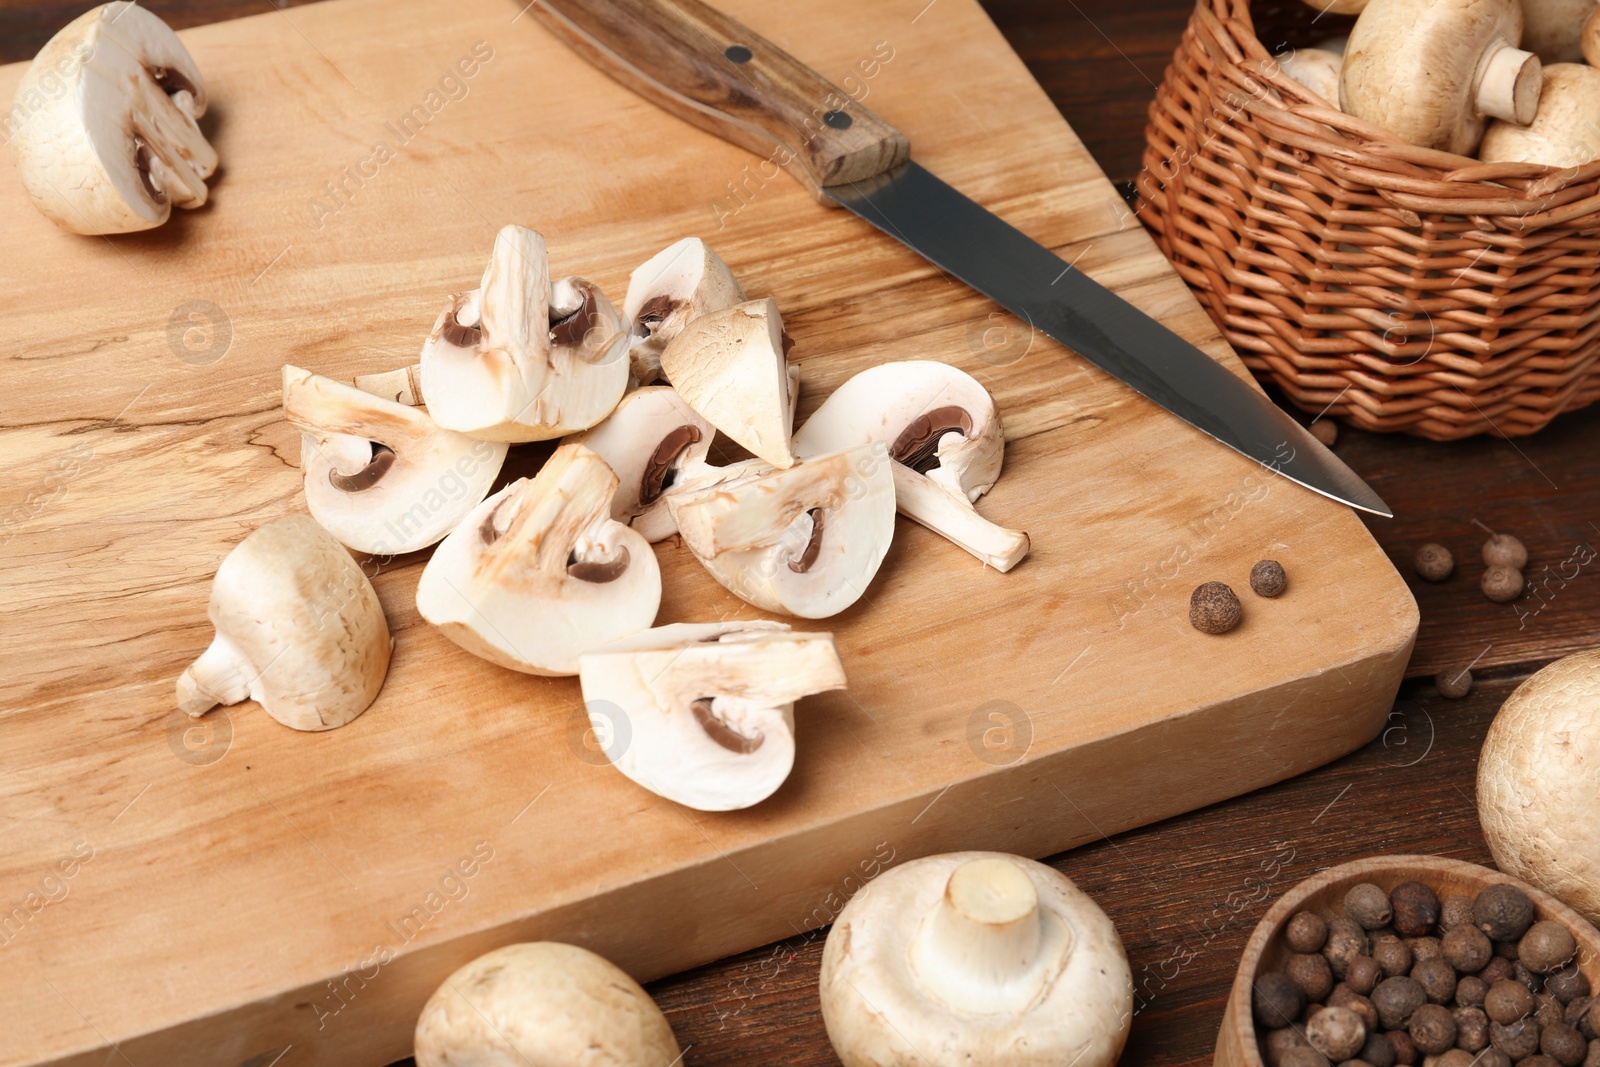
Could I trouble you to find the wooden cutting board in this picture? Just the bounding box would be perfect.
[0,0,1418,1062]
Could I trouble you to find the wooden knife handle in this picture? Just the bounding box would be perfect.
[531,0,910,198]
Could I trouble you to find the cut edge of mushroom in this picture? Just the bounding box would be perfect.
[891,464,1029,572]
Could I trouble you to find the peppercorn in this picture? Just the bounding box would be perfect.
[1443,925,1494,974]
[1413,958,1458,1004]
[1251,559,1288,598]
[1289,951,1336,1003]
[1409,1002,1458,1054]
[1309,1005,1369,1061]
[1458,976,1489,1008]
[1344,884,1393,930]
[1408,937,1444,964]
[1392,883,1441,938]
[1256,971,1307,1028]
[1476,884,1537,942]
[1549,967,1592,1005]
[1491,1016,1542,1060]
[1288,910,1330,954]
[1544,1022,1589,1067]
[1359,1029,1396,1067]
[1326,917,1369,979]
[1414,543,1455,582]
[1483,533,1529,570]
[1480,958,1516,985]
[1330,982,1379,1032]
[1482,565,1525,603]
[1374,976,1429,1029]
[1387,1029,1418,1065]
[1436,666,1473,699]
[1486,979,1537,1025]
[1347,955,1382,996]
[1373,935,1413,979]
[1439,896,1474,933]
[1189,580,1242,634]
[1455,1005,1491,1051]
[1523,921,1579,975]
[1310,419,1338,447]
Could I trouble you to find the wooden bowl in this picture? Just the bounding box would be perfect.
[1215,855,1600,1066]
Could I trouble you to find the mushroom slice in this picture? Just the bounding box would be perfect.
[419,225,629,442]
[416,443,660,676]
[819,851,1134,1067]
[793,361,1028,572]
[414,942,681,1067]
[578,621,847,811]
[659,297,796,469]
[622,237,746,386]
[177,515,391,732]
[568,385,718,541]
[666,444,895,619]
[10,2,218,235]
[281,366,507,555]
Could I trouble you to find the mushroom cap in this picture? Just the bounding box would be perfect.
[578,621,847,810]
[1301,0,1368,13]
[569,385,715,541]
[9,2,217,235]
[420,225,629,442]
[819,851,1133,1067]
[1277,46,1344,107]
[1342,0,1539,154]
[415,444,661,676]
[413,942,680,1067]
[792,360,1004,503]
[667,444,896,619]
[282,365,507,555]
[621,236,745,386]
[1522,0,1595,63]
[1478,648,1600,925]
[660,296,795,468]
[178,514,390,731]
[1480,63,1600,167]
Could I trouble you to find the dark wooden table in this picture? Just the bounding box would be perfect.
[5,1,1598,1063]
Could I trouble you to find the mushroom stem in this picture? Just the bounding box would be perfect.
[1475,42,1542,123]
[176,635,252,716]
[354,364,424,406]
[891,463,1029,572]
[909,857,1046,1012]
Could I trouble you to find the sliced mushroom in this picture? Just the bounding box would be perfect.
[666,444,895,618]
[1342,0,1541,155]
[414,942,680,1067]
[577,621,846,810]
[419,225,629,442]
[281,365,507,555]
[621,237,745,387]
[177,515,391,732]
[353,363,424,407]
[416,443,660,676]
[1480,62,1600,166]
[9,2,218,235]
[819,851,1134,1067]
[659,297,795,469]
[792,361,1028,572]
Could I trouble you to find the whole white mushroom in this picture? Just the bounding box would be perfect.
[1479,648,1600,925]
[819,850,1133,1067]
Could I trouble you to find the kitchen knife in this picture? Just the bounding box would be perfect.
[530,0,1392,518]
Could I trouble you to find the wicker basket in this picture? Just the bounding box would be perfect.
[1135,0,1600,439]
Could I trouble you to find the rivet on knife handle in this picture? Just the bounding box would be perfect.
[530,0,910,198]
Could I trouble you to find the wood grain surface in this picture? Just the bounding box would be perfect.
[2,1,1592,1066]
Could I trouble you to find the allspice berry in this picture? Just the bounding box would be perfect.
[1455,1005,1491,1051]
[1264,1024,1314,1066]
[1443,924,1494,974]
[1476,884,1537,942]
[1347,954,1383,996]
[1308,1004,1368,1061]
[1346,883,1395,930]
[1408,936,1443,964]
[1373,934,1413,978]
[1288,910,1329,953]
[1485,979,1536,1025]
[1310,419,1338,446]
[1474,1050,1513,1067]
[1523,921,1579,975]
[1415,543,1455,582]
[1436,666,1473,699]
[1479,957,1515,985]
[1326,917,1369,979]
[1409,1002,1458,1054]
[1289,951,1336,1002]
[1516,959,1546,993]
[1483,533,1529,570]
[1482,565,1525,603]
[1491,1016,1542,1060]
[1433,1051,1476,1067]
[1392,882,1441,938]
[1563,994,1592,1028]
[1387,1028,1418,1065]
[1190,581,1242,634]
[1548,966,1592,1005]
[1329,982,1380,1031]
[1545,1022,1589,1067]
[1251,559,1288,598]
[1440,895,1475,932]
[1374,975,1429,1029]
[1359,1029,1397,1067]
[1458,975,1489,1008]
[1255,971,1307,1028]
[1413,957,1458,1004]
[1276,1050,1330,1067]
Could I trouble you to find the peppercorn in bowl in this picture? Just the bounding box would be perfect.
[1217,856,1600,1067]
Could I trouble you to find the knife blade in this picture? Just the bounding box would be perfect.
[530,0,1392,518]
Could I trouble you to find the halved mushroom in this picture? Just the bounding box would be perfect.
[578,621,847,811]
[659,297,796,469]
[792,361,1028,572]
[282,365,507,555]
[621,237,746,386]
[819,851,1134,1067]
[416,443,660,676]
[177,514,391,732]
[666,444,895,618]
[568,385,719,541]
[353,363,423,407]
[9,2,218,235]
[419,225,629,442]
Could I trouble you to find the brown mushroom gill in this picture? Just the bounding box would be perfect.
[327,444,396,493]
[132,139,164,201]
[549,283,600,347]
[441,293,481,348]
[566,546,630,583]
[639,425,703,506]
[478,496,513,546]
[690,697,764,754]
[633,294,677,337]
[788,508,826,574]
[149,65,199,98]
[891,406,974,474]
